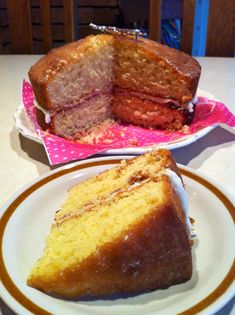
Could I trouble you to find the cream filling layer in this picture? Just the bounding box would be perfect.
[35,101,51,123]
[34,94,198,126]
[165,169,193,236]
[187,95,198,113]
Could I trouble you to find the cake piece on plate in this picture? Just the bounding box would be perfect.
[28,34,201,139]
[27,149,193,298]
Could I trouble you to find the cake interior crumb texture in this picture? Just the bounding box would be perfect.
[29,35,201,139]
[27,149,192,298]
[56,148,180,222]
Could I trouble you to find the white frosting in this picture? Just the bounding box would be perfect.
[187,96,198,113]
[45,112,51,124]
[187,102,194,113]
[192,96,198,104]
[165,169,193,236]
[35,101,51,123]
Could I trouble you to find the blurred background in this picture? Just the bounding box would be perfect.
[0,0,234,56]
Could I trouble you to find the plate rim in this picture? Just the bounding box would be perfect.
[0,156,234,315]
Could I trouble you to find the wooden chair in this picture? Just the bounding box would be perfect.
[0,0,76,54]
[149,0,235,57]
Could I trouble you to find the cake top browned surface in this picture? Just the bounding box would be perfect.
[116,35,201,79]
[28,34,113,86]
[29,34,200,87]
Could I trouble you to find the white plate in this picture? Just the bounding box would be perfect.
[14,89,216,153]
[0,156,234,315]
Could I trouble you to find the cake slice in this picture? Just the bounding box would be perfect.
[27,150,192,298]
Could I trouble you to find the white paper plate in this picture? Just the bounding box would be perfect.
[0,156,234,315]
[14,89,217,153]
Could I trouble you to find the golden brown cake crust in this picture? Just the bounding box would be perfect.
[29,34,200,111]
[27,179,192,298]
[28,34,113,109]
[116,35,201,81]
[113,35,200,105]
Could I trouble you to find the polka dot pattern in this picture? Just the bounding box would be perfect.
[22,80,235,165]
[39,130,106,164]
[22,80,41,130]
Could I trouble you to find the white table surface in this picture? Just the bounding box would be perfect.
[0,56,234,315]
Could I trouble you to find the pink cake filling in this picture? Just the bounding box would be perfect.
[50,93,112,139]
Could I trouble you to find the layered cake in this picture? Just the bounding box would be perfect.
[27,149,193,298]
[29,34,201,140]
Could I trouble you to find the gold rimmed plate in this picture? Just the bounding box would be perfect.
[0,156,234,315]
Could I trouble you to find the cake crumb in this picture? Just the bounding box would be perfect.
[181,124,190,134]
[77,119,117,144]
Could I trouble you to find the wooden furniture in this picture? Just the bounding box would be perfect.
[149,0,235,56]
[0,0,120,54]
[1,0,234,55]
[149,0,162,42]
[0,0,76,54]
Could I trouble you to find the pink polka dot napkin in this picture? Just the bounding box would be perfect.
[22,80,235,165]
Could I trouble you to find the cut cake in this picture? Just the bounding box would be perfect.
[29,34,201,139]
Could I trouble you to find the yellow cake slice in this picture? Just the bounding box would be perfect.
[27,149,192,298]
